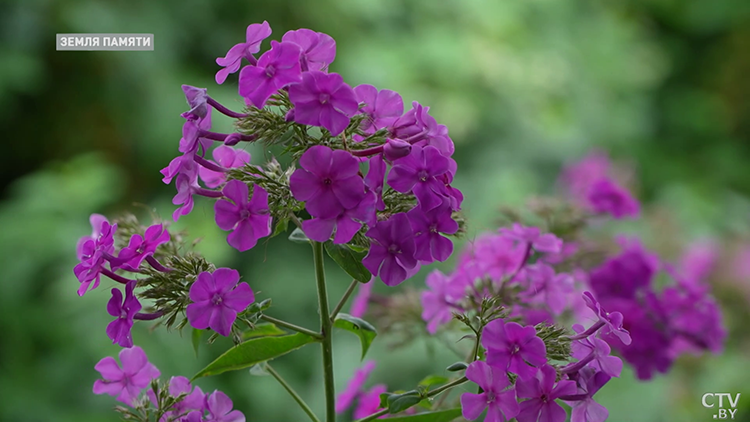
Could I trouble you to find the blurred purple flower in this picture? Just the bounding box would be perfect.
[186,268,255,337]
[349,279,373,318]
[354,384,387,420]
[93,346,160,406]
[587,178,639,219]
[499,223,563,254]
[336,361,376,413]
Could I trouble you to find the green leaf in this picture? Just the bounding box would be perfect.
[288,227,310,244]
[324,241,371,283]
[385,408,462,422]
[192,333,315,380]
[248,363,270,377]
[445,362,469,372]
[387,390,422,414]
[191,329,202,358]
[418,375,449,388]
[271,218,289,237]
[333,313,377,359]
[242,323,287,339]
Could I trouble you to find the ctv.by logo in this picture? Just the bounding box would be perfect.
[702,393,741,419]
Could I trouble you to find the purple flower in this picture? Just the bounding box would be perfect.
[364,155,386,211]
[515,365,577,422]
[239,40,302,109]
[354,84,404,133]
[560,151,610,205]
[410,102,454,157]
[179,111,213,154]
[199,146,252,188]
[93,346,160,406]
[588,238,658,302]
[204,390,245,422]
[216,21,272,84]
[116,224,171,271]
[460,361,520,422]
[570,324,623,378]
[74,221,117,296]
[181,85,209,120]
[407,201,458,262]
[564,368,611,422]
[146,376,205,421]
[421,270,464,334]
[362,213,418,286]
[288,71,359,136]
[582,291,631,345]
[214,180,272,252]
[354,384,387,420]
[499,223,563,254]
[186,268,255,337]
[106,280,141,348]
[387,145,452,211]
[466,233,526,282]
[172,173,198,222]
[587,177,639,219]
[482,319,547,380]
[281,29,336,72]
[161,152,198,185]
[383,138,412,161]
[76,213,109,260]
[290,145,366,219]
[523,264,574,315]
[302,191,376,244]
[336,361,376,413]
[349,279,373,318]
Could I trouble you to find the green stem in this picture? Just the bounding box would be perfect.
[313,241,336,422]
[329,279,359,321]
[352,377,469,422]
[266,364,321,422]
[259,314,323,340]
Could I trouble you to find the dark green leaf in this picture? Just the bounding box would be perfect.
[418,375,449,388]
[324,241,371,283]
[446,362,469,372]
[192,333,315,379]
[242,323,287,339]
[271,218,289,237]
[386,408,462,422]
[379,393,393,409]
[333,313,377,359]
[387,390,422,414]
[191,329,202,358]
[288,227,310,244]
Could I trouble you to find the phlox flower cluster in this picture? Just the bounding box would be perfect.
[93,346,244,422]
[158,21,463,287]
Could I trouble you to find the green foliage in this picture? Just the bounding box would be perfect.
[242,322,287,339]
[333,313,377,359]
[324,242,371,283]
[385,408,463,422]
[192,333,317,379]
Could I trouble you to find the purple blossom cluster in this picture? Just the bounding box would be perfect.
[421,223,578,333]
[93,346,244,422]
[157,21,463,289]
[560,151,639,219]
[585,237,726,380]
[335,361,388,419]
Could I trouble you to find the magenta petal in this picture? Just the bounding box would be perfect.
[290,169,323,201]
[93,379,123,397]
[303,218,336,242]
[107,288,123,317]
[333,216,362,244]
[224,282,255,312]
[362,245,387,276]
[379,255,407,286]
[306,188,343,219]
[516,399,543,422]
[95,357,124,381]
[186,302,214,330]
[190,272,215,302]
[227,220,260,251]
[209,306,237,336]
[208,390,235,416]
[430,234,453,262]
[299,145,333,176]
[215,200,241,230]
[321,107,350,136]
[539,401,567,422]
[213,268,240,293]
[222,180,249,207]
[461,393,487,421]
[332,176,365,209]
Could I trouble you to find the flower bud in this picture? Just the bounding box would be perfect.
[285,109,296,122]
[224,132,242,146]
[383,139,412,161]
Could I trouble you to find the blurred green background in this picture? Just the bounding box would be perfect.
[2,0,750,421]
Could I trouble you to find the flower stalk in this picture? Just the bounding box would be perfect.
[313,241,336,422]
